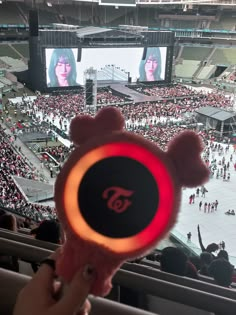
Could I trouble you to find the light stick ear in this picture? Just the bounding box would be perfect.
[96,107,125,132]
[70,107,124,146]
[167,131,209,187]
[70,115,96,146]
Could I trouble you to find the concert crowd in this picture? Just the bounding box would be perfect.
[0,84,236,295]
[1,84,234,221]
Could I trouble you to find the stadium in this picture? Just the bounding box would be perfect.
[0,0,236,314]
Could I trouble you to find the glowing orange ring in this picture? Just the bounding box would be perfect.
[64,142,174,254]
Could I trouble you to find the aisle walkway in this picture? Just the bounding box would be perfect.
[2,122,55,186]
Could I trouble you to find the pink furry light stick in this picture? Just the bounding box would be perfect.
[54,107,209,296]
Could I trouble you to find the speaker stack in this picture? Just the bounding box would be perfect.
[29,10,39,37]
[85,79,94,105]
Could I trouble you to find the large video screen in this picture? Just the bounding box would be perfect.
[45,47,167,87]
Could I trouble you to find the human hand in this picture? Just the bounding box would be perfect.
[13,251,95,315]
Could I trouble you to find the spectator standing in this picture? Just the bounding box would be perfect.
[199,201,202,211]
[187,232,192,241]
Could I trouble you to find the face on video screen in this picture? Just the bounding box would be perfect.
[45,46,167,87]
[45,48,79,88]
[139,47,162,82]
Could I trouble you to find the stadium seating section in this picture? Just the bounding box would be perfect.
[0,45,20,59]
[181,47,212,61]
[11,44,29,59]
[38,9,58,25]
[174,46,236,80]
[1,2,236,86]
[210,48,236,66]
[0,2,23,24]
[0,1,236,34]
[170,20,201,29]
[197,65,216,80]
[175,60,200,78]
[210,15,236,31]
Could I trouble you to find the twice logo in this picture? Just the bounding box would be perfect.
[102,187,134,213]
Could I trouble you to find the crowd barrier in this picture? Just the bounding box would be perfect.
[0,234,236,314]
[113,270,236,314]
[1,227,236,285]
[1,234,235,302]
[0,228,58,251]
[0,238,51,262]
[1,228,236,287]
[122,262,236,300]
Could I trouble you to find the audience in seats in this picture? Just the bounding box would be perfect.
[1,84,234,228]
[160,247,187,276]
[23,87,127,126]
[149,243,235,288]
[30,219,61,273]
[18,86,232,143]
[0,124,57,221]
[0,125,58,221]
[159,247,198,279]
[42,145,71,163]
[30,219,61,245]
[199,252,213,276]
[0,212,19,272]
[128,84,233,112]
[208,258,234,288]
[129,84,199,98]
[217,249,229,261]
[97,87,129,105]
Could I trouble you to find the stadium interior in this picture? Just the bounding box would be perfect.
[0,0,236,314]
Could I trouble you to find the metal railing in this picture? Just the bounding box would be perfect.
[0,233,236,314]
[140,258,236,289]
[123,262,236,300]
[0,268,155,315]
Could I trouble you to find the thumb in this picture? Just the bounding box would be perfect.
[54,265,95,315]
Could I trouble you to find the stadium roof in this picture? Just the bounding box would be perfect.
[196,106,219,117]
[76,26,112,38]
[76,27,144,40]
[4,0,236,6]
[196,106,236,122]
[211,111,236,122]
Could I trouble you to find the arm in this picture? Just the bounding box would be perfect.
[197,225,206,252]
